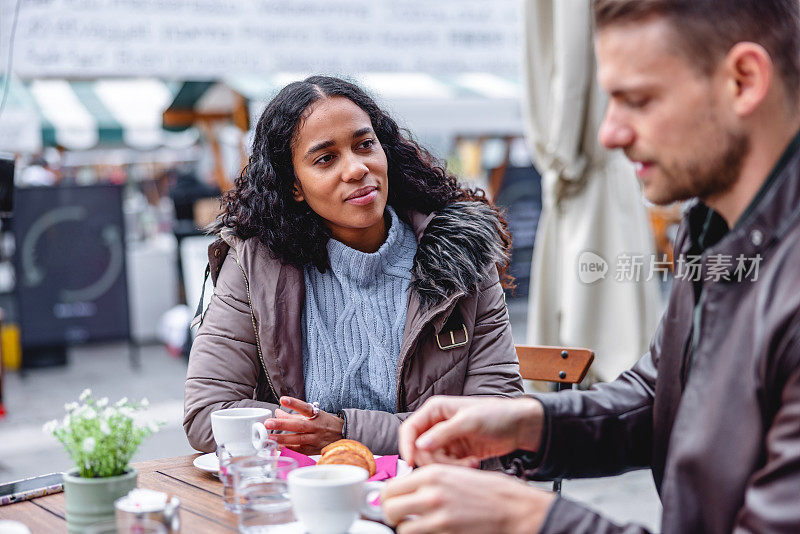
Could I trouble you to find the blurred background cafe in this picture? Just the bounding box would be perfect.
[0,0,548,482]
[0,1,668,530]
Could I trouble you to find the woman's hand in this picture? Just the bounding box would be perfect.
[263,396,344,455]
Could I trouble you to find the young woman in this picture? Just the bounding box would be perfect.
[183,76,523,455]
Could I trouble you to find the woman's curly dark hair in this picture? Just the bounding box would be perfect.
[216,75,512,287]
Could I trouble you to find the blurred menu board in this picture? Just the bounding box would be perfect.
[9,0,519,78]
[14,185,130,348]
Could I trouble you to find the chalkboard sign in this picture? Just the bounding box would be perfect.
[14,185,130,348]
[494,165,542,299]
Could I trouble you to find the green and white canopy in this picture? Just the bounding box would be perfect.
[0,78,198,153]
[0,76,41,154]
[165,73,523,140]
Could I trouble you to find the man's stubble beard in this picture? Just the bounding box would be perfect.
[648,129,750,206]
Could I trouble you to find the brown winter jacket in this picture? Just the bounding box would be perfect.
[184,201,523,454]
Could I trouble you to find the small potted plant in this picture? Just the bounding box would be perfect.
[43,389,159,533]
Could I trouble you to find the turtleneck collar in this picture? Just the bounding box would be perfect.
[325,205,413,285]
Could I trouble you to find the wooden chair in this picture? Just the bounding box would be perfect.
[515,345,595,493]
[515,345,594,385]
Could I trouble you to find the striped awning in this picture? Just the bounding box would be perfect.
[0,76,42,154]
[164,73,524,139]
[0,78,198,153]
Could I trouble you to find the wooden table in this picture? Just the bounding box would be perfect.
[0,455,240,532]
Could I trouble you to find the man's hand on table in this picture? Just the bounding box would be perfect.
[262,396,344,455]
[381,464,556,534]
[398,396,545,467]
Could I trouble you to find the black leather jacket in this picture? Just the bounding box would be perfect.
[505,131,800,534]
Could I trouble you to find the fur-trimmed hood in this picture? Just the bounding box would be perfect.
[209,200,509,311]
[407,201,509,310]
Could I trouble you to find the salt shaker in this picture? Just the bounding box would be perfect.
[115,488,181,533]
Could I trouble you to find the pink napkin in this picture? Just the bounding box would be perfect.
[280,448,398,481]
[279,447,317,468]
[370,455,398,481]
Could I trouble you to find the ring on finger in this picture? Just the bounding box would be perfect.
[307,401,320,420]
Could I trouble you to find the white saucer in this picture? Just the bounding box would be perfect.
[266,520,392,533]
[193,453,412,477]
[193,452,220,473]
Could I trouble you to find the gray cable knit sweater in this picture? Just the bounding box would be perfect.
[301,206,417,414]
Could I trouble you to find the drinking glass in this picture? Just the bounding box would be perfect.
[218,438,278,512]
[231,456,297,533]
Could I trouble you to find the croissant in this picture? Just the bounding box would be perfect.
[318,439,376,477]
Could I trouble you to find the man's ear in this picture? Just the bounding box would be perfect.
[724,42,773,117]
[292,183,305,202]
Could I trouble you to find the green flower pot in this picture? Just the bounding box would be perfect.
[64,467,138,533]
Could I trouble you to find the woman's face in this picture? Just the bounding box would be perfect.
[291,96,389,252]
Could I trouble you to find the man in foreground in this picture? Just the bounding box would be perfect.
[381,1,800,532]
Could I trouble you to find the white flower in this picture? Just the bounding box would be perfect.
[49,390,160,478]
[42,420,59,434]
[82,437,96,453]
[99,420,111,435]
[140,398,149,408]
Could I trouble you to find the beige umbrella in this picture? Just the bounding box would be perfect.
[522,0,662,382]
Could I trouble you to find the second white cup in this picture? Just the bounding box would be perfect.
[288,465,383,534]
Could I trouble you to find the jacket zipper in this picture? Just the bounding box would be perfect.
[231,246,278,402]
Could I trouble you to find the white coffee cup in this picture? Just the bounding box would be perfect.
[288,465,383,534]
[210,407,272,448]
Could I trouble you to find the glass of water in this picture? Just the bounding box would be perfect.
[230,456,297,533]
[218,438,278,512]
